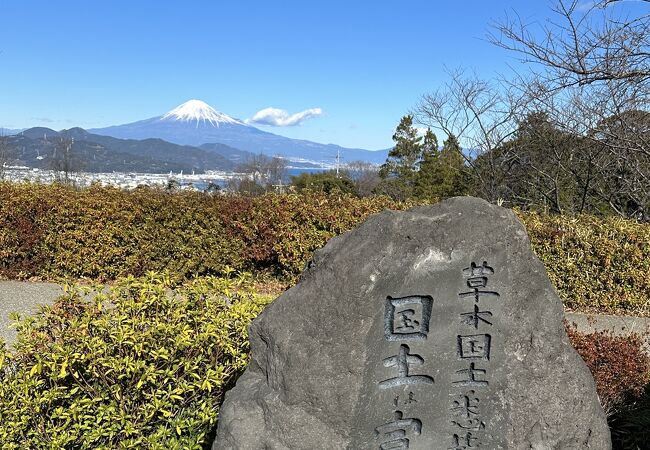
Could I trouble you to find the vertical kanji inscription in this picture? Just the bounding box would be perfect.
[450,261,500,447]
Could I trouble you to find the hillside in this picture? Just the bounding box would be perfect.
[6,127,238,173]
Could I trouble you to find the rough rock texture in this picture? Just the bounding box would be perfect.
[213,197,611,450]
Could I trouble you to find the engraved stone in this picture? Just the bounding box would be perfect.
[374,410,422,449]
[460,304,493,329]
[213,197,611,449]
[453,362,489,387]
[448,432,479,449]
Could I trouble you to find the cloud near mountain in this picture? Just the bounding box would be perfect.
[246,107,323,126]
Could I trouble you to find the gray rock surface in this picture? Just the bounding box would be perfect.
[213,197,611,449]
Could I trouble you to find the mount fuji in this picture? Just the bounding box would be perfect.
[90,100,388,166]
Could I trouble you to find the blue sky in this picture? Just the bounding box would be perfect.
[0,0,617,150]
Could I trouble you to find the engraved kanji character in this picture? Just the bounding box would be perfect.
[379,344,434,389]
[385,295,433,341]
[406,391,416,404]
[453,362,488,387]
[375,410,422,450]
[462,261,494,278]
[459,262,500,304]
[395,309,419,332]
[460,304,493,329]
[451,391,485,431]
[451,390,480,419]
[448,432,479,449]
[457,334,491,360]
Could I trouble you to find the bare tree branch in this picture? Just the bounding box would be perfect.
[412,68,523,201]
[489,0,650,218]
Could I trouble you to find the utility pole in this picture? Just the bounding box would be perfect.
[335,148,342,178]
[272,177,285,193]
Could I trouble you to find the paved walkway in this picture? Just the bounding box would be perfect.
[0,281,63,347]
[566,312,650,353]
[1,281,649,353]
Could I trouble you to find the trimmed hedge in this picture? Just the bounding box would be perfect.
[0,182,648,313]
[519,211,650,314]
[0,273,272,449]
[0,183,409,281]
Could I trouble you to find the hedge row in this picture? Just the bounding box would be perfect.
[519,212,650,314]
[0,183,409,281]
[1,182,648,313]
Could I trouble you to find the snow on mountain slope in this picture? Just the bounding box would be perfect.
[160,99,244,126]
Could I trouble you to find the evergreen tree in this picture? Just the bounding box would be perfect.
[437,134,466,198]
[413,131,466,200]
[291,171,357,195]
[420,128,439,161]
[377,115,423,199]
[413,129,441,200]
[471,112,579,213]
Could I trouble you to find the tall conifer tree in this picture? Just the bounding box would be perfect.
[377,115,423,199]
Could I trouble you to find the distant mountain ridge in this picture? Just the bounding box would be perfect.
[91,100,389,166]
[6,127,240,173]
[61,127,241,171]
[1,127,25,136]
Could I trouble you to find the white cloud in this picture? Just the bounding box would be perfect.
[246,107,323,126]
[415,126,431,136]
[31,117,55,123]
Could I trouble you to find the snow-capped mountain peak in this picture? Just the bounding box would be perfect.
[161,99,242,126]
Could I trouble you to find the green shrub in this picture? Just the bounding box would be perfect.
[0,272,272,449]
[0,183,411,281]
[0,182,648,313]
[519,211,650,313]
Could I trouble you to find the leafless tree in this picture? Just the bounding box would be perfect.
[342,160,380,197]
[412,68,525,201]
[0,130,14,180]
[490,0,650,88]
[50,136,78,184]
[489,0,650,218]
[228,154,288,195]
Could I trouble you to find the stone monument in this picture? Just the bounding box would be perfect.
[213,197,611,449]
